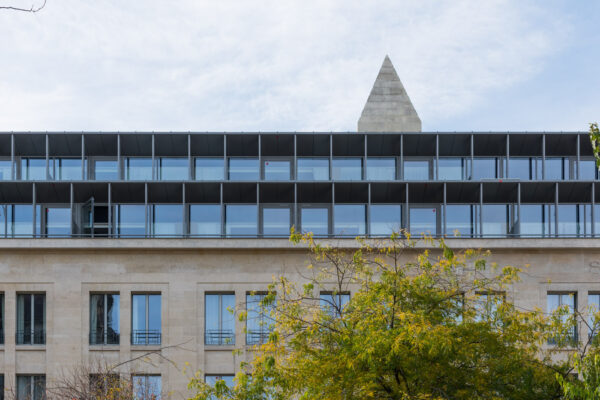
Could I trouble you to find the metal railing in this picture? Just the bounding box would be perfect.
[0,329,4,345]
[89,329,120,345]
[246,330,271,345]
[16,329,46,345]
[205,329,235,345]
[131,330,161,345]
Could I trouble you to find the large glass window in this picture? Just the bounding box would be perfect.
[44,207,71,237]
[195,158,224,181]
[262,207,291,236]
[158,157,188,180]
[558,204,590,237]
[409,206,438,236]
[16,293,45,345]
[115,205,146,237]
[297,158,329,181]
[10,205,41,238]
[445,205,475,237]
[437,158,465,180]
[225,205,257,237]
[92,159,119,180]
[520,204,553,237]
[579,159,597,181]
[366,158,395,180]
[474,292,504,322]
[125,158,153,180]
[588,293,600,337]
[0,159,11,180]
[205,375,235,387]
[16,375,45,400]
[369,205,402,236]
[205,293,235,345]
[132,375,161,400]
[52,158,84,180]
[300,207,329,236]
[190,205,221,237]
[320,292,350,318]
[333,205,365,236]
[545,157,566,180]
[508,157,531,180]
[548,292,577,344]
[263,160,291,181]
[246,293,275,345]
[21,158,46,180]
[403,159,430,180]
[151,205,183,237]
[482,204,513,237]
[90,293,120,345]
[132,294,161,345]
[472,158,498,180]
[332,158,362,180]
[228,158,259,181]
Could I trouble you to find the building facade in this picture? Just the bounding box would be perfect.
[0,57,598,399]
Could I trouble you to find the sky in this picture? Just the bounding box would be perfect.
[0,0,598,132]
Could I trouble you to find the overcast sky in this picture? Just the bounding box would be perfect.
[0,0,598,132]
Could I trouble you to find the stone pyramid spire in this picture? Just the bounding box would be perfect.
[358,55,421,132]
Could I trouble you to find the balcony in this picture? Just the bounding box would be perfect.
[205,329,235,345]
[16,329,45,345]
[89,329,120,345]
[131,330,161,346]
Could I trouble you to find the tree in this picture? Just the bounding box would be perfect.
[590,123,600,168]
[189,232,569,400]
[0,0,46,12]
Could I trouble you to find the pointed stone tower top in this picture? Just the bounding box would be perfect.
[358,55,421,132]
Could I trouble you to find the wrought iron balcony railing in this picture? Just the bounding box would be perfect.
[16,329,46,345]
[131,330,161,345]
[89,329,120,345]
[246,330,271,345]
[205,329,235,345]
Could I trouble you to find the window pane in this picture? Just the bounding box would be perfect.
[116,205,145,237]
[409,207,437,236]
[263,160,290,181]
[93,160,118,180]
[301,208,328,236]
[0,159,10,180]
[437,158,464,180]
[205,295,220,343]
[132,295,146,333]
[332,158,362,180]
[228,158,259,181]
[225,205,257,236]
[17,294,31,344]
[545,157,564,180]
[370,205,401,236]
[206,375,235,387]
[0,205,5,238]
[445,205,474,237]
[90,294,104,344]
[148,295,161,333]
[205,294,235,345]
[126,158,153,180]
[508,157,530,180]
[320,293,350,317]
[482,204,509,237]
[520,204,552,237]
[333,205,365,236]
[159,158,188,180]
[579,159,597,180]
[404,160,430,180]
[13,205,35,237]
[57,158,83,180]
[262,208,290,236]
[366,158,395,180]
[45,208,71,237]
[107,294,120,342]
[152,205,183,237]
[21,159,46,180]
[246,294,274,345]
[472,158,497,180]
[195,158,224,181]
[190,205,221,236]
[558,204,579,237]
[297,158,329,180]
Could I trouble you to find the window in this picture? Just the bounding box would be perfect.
[403,159,430,180]
[520,204,554,237]
[437,158,465,180]
[297,158,329,180]
[545,157,566,180]
[21,158,46,180]
[51,158,84,180]
[579,158,597,180]
[89,374,120,398]
[92,159,118,180]
[228,158,259,180]
[16,375,45,400]
[151,205,183,237]
[125,158,153,180]
[158,157,188,180]
[558,204,589,237]
[132,294,161,345]
[115,205,146,237]
[246,293,275,345]
[90,293,120,345]
[205,375,235,387]
[300,207,329,236]
[261,207,291,236]
[8,205,41,238]
[0,294,4,345]
[195,158,224,181]
[225,205,257,237]
[132,375,161,400]
[263,160,291,181]
[508,157,531,180]
[332,158,362,180]
[481,204,514,237]
[0,159,11,180]
[369,205,402,236]
[320,292,350,318]
[409,206,438,236]
[474,292,504,322]
[0,374,3,400]
[16,293,45,345]
[548,292,577,344]
[588,294,600,337]
[333,205,365,236]
[44,207,71,237]
[366,158,395,180]
[471,158,498,180]
[445,205,475,237]
[205,294,235,345]
[190,205,221,237]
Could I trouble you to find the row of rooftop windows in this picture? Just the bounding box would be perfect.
[1,203,600,238]
[0,156,599,182]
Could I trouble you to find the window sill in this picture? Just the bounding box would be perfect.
[16,345,46,351]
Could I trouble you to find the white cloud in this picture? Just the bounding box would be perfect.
[0,0,573,131]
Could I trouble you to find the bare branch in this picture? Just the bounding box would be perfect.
[0,0,46,12]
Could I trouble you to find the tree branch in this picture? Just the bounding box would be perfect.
[0,0,46,12]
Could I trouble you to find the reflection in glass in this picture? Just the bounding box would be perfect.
[115,205,146,237]
[558,204,590,237]
[132,294,161,345]
[520,204,553,237]
[579,159,597,180]
[545,157,566,180]
[151,205,183,237]
[508,157,531,180]
[262,207,290,236]
[93,160,119,180]
[366,158,395,180]
[45,207,71,237]
[445,205,474,237]
[9,205,41,237]
[126,158,153,180]
[21,158,46,180]
[205,375,235,387]
[332,158,362,180]
[228,158,259,180]
[0,159,11,180]
[409,207,437,236]
[16,293,45,345]
[301,208,329,236]
[320,292,350,317]
[225,205,257,236]
[404,160,430,180]
[133,375,162,400]
[482,204,512,237]
[90,294,120,345]
[16,375,45,400]
[333,205,365,236]
[472,158,497,180]
[205,294,235,345]
[195,158,224,180]
[263,160,291,181]
[246,293,275,345]
[370,205,401,236]
[190,205,221,236]
[158,157,188,180]
[437,158,465,180]
[52,158,84,180]
[297,158,329,180]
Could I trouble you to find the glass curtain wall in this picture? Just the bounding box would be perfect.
[16,294,45,345]
[125,158,153,180]
[409,206,438,236]
[228,158,259,180]
[472,158,498,180]
[263,160,291,180]
[297,158,329,180]
[332,158,362,180]
[0,159,11,180]
[369,205,401,236]
[205,293,235,345]
[225,205,257,237]
[151,205,183,237]
[366,158,395,180]
[115,205,146,237]
[262,207,291,236]
[404,159,430,180]
[445,205,476,237]
[189,205,221,237]
[333,205,365,236]
[21,159,46,180]
[195,158,224,180]
[90,293,120,345]
[300,207,329,236]
[437,158,466,180]
[50,158,84,180]
[44,207,71,237]
[92,159,119,180]
[158,158,188,180]
[132,294,161,345]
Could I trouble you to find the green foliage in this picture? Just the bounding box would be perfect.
[189,233,573,400]
[589,123,600,168]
